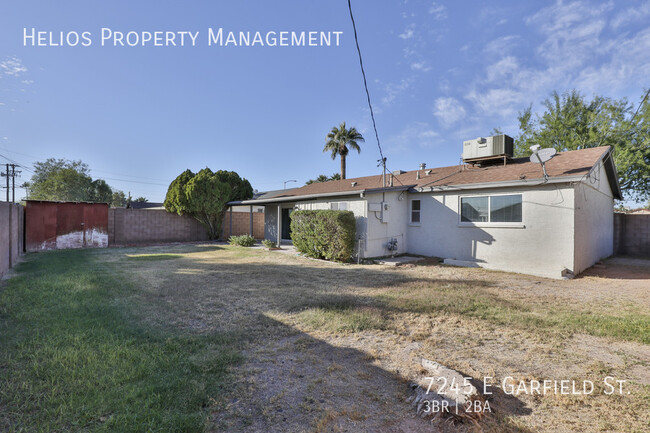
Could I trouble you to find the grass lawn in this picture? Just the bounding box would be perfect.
[1,244,648,432]
[0,248,239,432]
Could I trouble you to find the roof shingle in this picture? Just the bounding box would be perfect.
[240,146,618,202]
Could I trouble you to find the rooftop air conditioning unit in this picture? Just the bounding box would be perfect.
[462,134,514,161]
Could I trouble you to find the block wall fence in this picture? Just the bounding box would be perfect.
[108,208,264,245]
[0,202,24,277]
[613,212,650,256]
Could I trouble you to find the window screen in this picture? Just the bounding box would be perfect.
[461,197,489,222]
[490,195,522,222]
[411,200,421,223]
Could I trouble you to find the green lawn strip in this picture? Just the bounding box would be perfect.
[0,250,240,433]
[125,254,184,261]
[376,284,650,344]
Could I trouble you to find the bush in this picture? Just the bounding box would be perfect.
[262,239,277,249]
[290,210,356,262]
[228,234,255,247]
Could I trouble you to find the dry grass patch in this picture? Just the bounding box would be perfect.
[8,244,645,432]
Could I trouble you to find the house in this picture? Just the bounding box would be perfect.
[229,138,621,279]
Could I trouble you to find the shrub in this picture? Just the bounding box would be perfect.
[262,239,277,249]
[228,234,255,247]
[290,210,356,262]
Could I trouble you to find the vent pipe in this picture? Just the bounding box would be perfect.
[419,163,426,170]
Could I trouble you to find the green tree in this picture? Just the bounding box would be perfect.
[323,122,364,180]
[164,168,253,239]
[23,158,116,202]
[111,190,127,207]
[134,196,148,202]
[88,179,113,203]
[305,173,341,185]
[514,90,650,202]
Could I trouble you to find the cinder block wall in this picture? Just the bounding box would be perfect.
[221,210,265,239]
[108,208,210,245]
[0,203,24,277]
[107,208,265,245]
[613,212,650,256]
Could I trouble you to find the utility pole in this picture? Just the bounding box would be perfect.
[3,163,8,202]
[377,158,387,188]
[11,165,20,203]
[1,164,21,203]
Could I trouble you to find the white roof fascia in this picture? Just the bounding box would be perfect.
[229,189,366,205]
[413,175,585,193]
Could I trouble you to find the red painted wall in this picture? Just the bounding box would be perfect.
[25,201,109,252]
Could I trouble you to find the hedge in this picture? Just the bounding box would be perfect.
[290,210,356,262]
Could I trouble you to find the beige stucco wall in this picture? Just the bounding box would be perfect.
[407,184,576,279]
[262,174,613,278]
[363,191,409,257]
[573,163,614,274]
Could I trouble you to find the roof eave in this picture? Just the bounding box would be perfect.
[228,189,366,205]
[412,175,585,193]
[600,148,623,200]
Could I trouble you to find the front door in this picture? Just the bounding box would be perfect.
[281,208,292,240]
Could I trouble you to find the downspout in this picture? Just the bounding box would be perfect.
[277,205,282,248]
[249,205,253,237]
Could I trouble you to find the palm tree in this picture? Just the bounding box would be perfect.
[323,122,364,179]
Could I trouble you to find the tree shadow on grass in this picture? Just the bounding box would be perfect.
[212,314,534,433]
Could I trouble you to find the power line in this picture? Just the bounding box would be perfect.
[0,153,35,174]
[631,87,650,123]
[100,176,169,186]
[0,147,169,182]
[347,0,385,164]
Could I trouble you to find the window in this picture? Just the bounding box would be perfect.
[411,200,421,223]
[460,194,522,223]
[330,201,348,211]
[490,194,522,222]
[461,197,488,222]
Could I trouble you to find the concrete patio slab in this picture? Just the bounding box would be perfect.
[374,256,426,266]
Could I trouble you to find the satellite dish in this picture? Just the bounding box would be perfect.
[530,147,556,164]
[529,146,557,181]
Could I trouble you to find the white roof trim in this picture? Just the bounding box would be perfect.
[413,175,585,192]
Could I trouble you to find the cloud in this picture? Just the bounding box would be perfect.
[410,62,431,72]
[381,78,413,106]
[387,122,440,152]
[0,57,27,77]
[428,3,447,20]
[466,88,528,118]
[574,27,650,93]
[484,56,520,83]
[466,1,650,123]
[398,23,416,40]
[526,1,611,67]
[611,1,650,29]
[433,97,467,126]
[484,35,520,55]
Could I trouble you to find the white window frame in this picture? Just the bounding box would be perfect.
[458,193,525,228]
[410,199,421,225]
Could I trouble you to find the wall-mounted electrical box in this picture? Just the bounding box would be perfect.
[381,203,390,223]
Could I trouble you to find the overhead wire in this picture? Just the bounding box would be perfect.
[579,86,649,189]
[346,0,386,166]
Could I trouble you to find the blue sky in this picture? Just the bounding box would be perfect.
[1,0,649,201]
